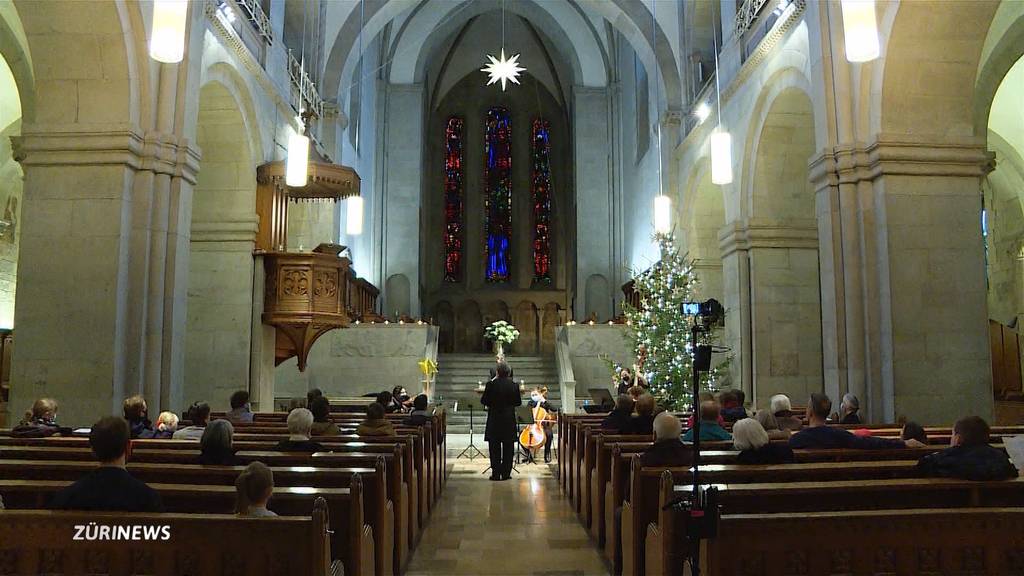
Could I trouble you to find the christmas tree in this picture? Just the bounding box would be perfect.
[623,232,725,408]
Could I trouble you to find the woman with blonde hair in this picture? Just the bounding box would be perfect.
[12,398,62,438]
[234,461,276,517]
[733,418,794,464]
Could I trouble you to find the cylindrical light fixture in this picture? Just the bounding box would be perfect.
[149,0,189,63]
[710,130,733,185]
[346,196,364,235]
[840,0,880,63]
[653,195,672,235]
[286,131,309,187]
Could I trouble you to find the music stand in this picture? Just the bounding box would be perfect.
[588,388,613,406]
[456,401,485,460]
[516,405,538,465]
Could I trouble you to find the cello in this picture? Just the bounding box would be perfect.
[519,387,554,458]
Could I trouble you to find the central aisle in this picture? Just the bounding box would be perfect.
[407,446,610,575]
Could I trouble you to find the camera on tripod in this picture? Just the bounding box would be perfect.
[681,298,724,371]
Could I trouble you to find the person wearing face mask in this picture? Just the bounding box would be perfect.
[527,387,558,463]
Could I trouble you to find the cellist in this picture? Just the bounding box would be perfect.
[527,387,558,463]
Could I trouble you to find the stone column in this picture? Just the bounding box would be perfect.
[11,127,199,426]
[811,137,994,423]
[573,86,614,321]
[381,83,424,317]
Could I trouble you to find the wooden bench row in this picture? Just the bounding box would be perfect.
[0,504,346,576]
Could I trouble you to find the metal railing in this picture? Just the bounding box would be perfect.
[288,51,325,119]
[233,0,273,44]
[734,0,773,37]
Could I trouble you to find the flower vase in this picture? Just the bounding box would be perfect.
[494,341,504,357]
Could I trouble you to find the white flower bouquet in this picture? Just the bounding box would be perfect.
[485,320,520,345]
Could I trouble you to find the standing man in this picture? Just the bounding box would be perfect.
[481,361,521,480]
[488,353,513,380]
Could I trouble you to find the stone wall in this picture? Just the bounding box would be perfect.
[559,325,633,403]
[275,324,435,399]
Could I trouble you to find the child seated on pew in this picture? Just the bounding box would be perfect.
[917,416,1018,481]
[235,461,277,517]
[152,411,179,439]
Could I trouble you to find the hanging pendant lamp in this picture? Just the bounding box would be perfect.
[840,0,880,63]
[149,0,188,63]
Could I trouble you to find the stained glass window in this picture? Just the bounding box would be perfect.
[443,117,464,282]
[484,107,512,282]
[531,118,553,284]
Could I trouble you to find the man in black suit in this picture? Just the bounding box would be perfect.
[50,416,163,512]
[481,360,521,480]
[488,353,513,380]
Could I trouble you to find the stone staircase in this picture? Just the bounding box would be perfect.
[433,354,559,434]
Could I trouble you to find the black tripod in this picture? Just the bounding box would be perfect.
[456,402,484,460]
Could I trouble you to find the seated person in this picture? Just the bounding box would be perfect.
[199,419,237,465]
[49,416,163,512]
[682,401,733,442]
[406,394,432,427]
[640,412,692,467]
[623,393,656,435]
[754,409,791,441]
[790,393,922,450]
[377,390,400,414]
[235,461,277,517]
[601,394,635,430]
[917,416,1018,481]
[273,408,325,452]
[152,411,179,439]
[226,390,254,424]
[685,392,725,429]
[123,395,153,439]
[733,418,794,464]
[719,389,748,423]
[902,421,929,445]
[12,398,63,438]
[834,393,862,425]
[528,387,559,463]
[173,402,211,440]
[357,402,396,436]
[391,386,412,413]
[306,388,323,408]
[309,396,341,436]
[770,394,803,431]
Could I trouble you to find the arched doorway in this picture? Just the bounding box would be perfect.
[184,79,259,408]
[747,87,822,405]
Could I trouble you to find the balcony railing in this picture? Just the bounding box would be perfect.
[234,0,273,44]
[288,51,325,119]
[735,0,773,37]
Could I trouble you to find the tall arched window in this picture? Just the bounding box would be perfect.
[531,118,553,284]
[443,117,464,282]
[485,107,513,282]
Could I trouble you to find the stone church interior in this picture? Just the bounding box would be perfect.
[0,0,1023,574]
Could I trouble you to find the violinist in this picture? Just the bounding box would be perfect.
[527,387,558,463]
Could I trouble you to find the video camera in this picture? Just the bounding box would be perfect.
[680,298,725,329]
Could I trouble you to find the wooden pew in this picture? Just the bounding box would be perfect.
[0,478,375,576]
[0,457,399,576]
[0,445,416,573]
[630,466,1024,576]
[647,505,1024,576]
[0,435,427,538]
[0,503,344,576]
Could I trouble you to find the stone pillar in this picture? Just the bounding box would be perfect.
[10,127,199,426]
[720,226,752,401]
[811,138,994,423]
[573,87,614,321]
[381,83,424,317]
[720,220,822,407]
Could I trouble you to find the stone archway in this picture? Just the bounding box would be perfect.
[184,80,259,409]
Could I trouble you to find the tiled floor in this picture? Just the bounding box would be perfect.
[406,447,610,576]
